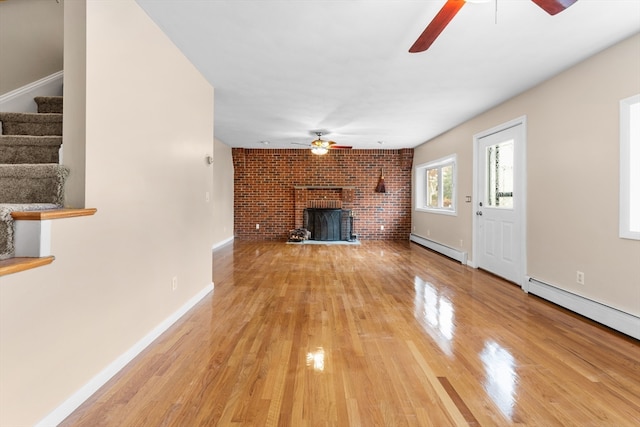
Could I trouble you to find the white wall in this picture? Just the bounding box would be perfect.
[413,33,640,318]
[63,0,87,208]
[0,1,217,425]
[212,137,235,247]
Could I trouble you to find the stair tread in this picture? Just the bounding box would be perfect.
[0,95,71,269]
[0,136,62,163]
[11,208,97,220]
[0,165,69,205]
[0,163,69,175]
[0,112,63,122]
[34,96,63,114]
[34,96,63,101]
[0,135,62,146]
[0,256,55,276]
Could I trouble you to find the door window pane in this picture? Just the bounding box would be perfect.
[487,140,514,208]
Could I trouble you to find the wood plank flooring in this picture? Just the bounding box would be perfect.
[61,240,640,426]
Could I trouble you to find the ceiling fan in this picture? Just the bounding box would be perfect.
[293,132,352,155]
[409,0,578,53]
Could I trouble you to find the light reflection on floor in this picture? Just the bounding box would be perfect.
[306,347,325,372]
[413,276,455,356]
[480,340,517,420]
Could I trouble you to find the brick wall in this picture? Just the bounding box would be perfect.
[232,148,413,241]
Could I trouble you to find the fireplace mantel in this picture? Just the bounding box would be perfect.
[294,186,355,190]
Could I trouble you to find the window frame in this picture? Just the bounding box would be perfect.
[620,94,640,240]
[415,154,457,216]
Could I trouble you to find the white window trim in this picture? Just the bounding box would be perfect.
[620,94,640,240]
[415,154,457,216]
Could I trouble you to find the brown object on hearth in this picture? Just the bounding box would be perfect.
[375,169,386,193]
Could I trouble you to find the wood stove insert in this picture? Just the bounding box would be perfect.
[304,208,353,241]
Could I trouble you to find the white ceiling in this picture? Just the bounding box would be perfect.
[135,0,640,150]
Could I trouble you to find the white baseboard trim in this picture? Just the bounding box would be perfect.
[35,282,214,427]
[410,233,468,265]
[0,71,64,113]
[526,277,639,340]
[212,235,234,251]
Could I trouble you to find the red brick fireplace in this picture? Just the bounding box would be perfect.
[232,148,413,240]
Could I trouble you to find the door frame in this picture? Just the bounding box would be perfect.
[472,116,527,288]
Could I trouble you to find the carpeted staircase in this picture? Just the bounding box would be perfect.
[0,96,69,260]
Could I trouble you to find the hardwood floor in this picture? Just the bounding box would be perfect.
[61,240,640,426]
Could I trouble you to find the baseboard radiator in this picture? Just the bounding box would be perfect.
[526,277,640,340]
[409,233,468,265]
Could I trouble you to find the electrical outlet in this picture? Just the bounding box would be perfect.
[427,229,431,237]
[380,225,384,231]
[256,224,260,230]
[576,271,585,285]
[460,239,463,247]
[205,191,210,202]
[172,276,178,291]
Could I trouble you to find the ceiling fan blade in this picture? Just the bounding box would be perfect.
[409,0,466,53]
[531,0,578,15]
[330,146,352,150]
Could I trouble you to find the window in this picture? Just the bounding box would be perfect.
[415,154,457,215]
[620,94,640,240]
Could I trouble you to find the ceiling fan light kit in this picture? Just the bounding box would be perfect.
[304,131,352,155]
[311,146,329,156]
[310,132,332,155]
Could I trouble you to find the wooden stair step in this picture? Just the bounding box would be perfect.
[11,207,97,220]
[0,208,96,276]
[0,256,55,276]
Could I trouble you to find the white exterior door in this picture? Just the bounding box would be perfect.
[473,118,526,285]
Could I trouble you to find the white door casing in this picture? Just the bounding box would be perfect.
[472,117,527,286]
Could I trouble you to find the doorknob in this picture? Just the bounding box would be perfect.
[476,211,483,216]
